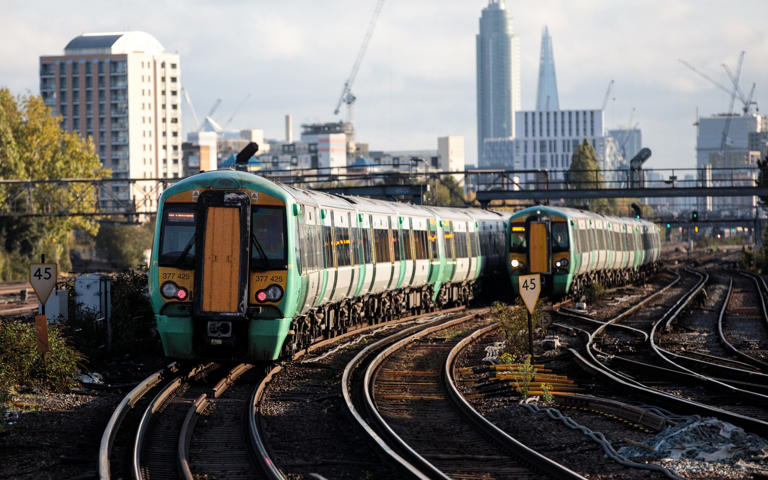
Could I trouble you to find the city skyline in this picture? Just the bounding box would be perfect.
[2,0,767,170]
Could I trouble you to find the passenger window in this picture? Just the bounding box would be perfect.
[373,229,391,263]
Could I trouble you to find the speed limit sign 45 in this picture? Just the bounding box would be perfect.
[518,273,541,314]
[29,263,57,304]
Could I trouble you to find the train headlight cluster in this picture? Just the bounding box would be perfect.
[511,259,520,268]
[256,284,284,303]
[555,259,569,268]
[161,281,189,300]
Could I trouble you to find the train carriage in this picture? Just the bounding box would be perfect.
[150,169,511,362]
[507,206,661,298]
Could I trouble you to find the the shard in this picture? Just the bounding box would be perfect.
[535,26,559,111]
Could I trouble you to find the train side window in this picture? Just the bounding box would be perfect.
[552,222,569,252]
[373,228,391,263]
[159,205,196,268]
[443,228,456,259]
[414,230,428,260]
[429,226,440,259]
[361,226,373,264]
[322,225,335,268]
[402,227,414,261]
[392,226,402,262]
[335,226,351,267]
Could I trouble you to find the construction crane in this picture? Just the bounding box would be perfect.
[679,51,750,157]
[181,87,200,130]
[223,94,252,130]
[333,0,386,122]
[601,79,614,111]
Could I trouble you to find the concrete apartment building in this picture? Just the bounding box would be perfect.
[40,31,182,211]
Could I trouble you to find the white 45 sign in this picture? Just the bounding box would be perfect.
[29,263,57,304]
[518,273,541,314]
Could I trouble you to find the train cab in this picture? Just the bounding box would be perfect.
[508,207,572,295]
[152,171,293,360]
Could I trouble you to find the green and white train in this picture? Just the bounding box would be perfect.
[149,170,510,361]
[507,206,661,298]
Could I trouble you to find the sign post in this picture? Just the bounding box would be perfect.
[518,274,542,356]
[29,256,57,355]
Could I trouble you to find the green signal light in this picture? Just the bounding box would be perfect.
[666,224,671,229]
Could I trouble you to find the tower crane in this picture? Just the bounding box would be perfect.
[679,51,750,159]
[601,79,614,111]
[181,87,200,130]
[223,94,252,130]
[333,0,386,123]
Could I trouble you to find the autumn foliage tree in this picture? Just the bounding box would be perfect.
[0,89,106,279]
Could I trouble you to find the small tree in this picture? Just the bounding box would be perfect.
[490,301,543,357]
[95,222,155,269]
[565,139,613,213]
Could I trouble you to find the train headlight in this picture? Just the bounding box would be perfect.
[161,281,179,299]
[265,284,283,302]
[511,259,520,268]
[256,290,268,303]
[555,259,569,268]
[176,288,188,300]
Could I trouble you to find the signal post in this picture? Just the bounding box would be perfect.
[518,274,541,356]
[29,256,57,355]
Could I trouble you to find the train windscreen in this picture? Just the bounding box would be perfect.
[552,222,569,252]
[251,206,287,270]
[509,226,527,253]
[159,205,196,268]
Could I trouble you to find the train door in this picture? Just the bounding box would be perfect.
[527,219,551,274]
[192,190,251,356]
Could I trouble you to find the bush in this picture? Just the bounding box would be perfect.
[513,355,535,399]
[0,319,82,396]
[67,269,158,363]
[491,300,543,358]
[584,282,606,303]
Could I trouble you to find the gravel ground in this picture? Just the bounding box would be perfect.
[0,356,167,480]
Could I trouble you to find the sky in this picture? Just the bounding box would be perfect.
[2,0,767,170]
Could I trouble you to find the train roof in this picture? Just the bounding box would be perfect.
[163,170,510,225]
[510,205,659,231]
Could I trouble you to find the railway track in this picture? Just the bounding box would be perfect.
[346,309,585,479]
[719,273,768,370]
[554,266,768,436]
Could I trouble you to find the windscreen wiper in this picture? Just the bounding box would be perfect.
[251,233,268,263]
[175,236,195,265]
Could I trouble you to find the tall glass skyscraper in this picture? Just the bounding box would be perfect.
[536,26,559,111]
[476,0,521,166]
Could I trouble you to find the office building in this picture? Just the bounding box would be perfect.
[608,128,643,161]
[40,31,182,210]
[476,0,521,165]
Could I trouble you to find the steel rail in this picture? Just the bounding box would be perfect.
[562,334,768,436]
[132,363,213,480]
[177,363,252,480]
[358,311,490,479]
[649,272,768,404]
[98,362,177,480]
[717,274,768,371]
[248,306,465,480]
[444,323,587,480]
